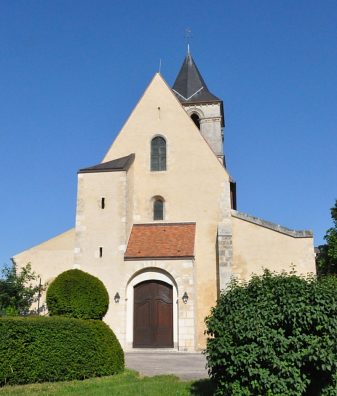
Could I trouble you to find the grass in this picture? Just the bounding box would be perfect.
[0,370,215,396]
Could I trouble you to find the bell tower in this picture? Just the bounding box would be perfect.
[172,50,225,165]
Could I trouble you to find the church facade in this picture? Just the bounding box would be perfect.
[14,53,315,351]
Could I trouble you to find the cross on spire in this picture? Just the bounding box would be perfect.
[184,28,192,55]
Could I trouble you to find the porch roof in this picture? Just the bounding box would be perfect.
[124,223,196,260]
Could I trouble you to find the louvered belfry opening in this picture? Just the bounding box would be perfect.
[191,113,200,129]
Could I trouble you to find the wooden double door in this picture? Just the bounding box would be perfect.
[133,280,173,348]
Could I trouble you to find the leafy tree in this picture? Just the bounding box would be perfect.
[317,199,337,275]
[0,261,40,316]
[205,270,337,395]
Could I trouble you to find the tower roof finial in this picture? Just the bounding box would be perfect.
[185,28,192,56]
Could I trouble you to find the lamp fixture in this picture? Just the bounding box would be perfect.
[182,292,189,304]
[114,292,120,303]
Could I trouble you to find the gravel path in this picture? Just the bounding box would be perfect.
[125,351,209,381]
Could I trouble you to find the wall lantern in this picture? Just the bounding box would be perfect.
[114,292,120,303]
[182,292,189,304]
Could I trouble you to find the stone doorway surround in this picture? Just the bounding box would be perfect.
[124,263,196,351]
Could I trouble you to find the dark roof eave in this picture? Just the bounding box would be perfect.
[78,153,135,174]
[178,98,222,105]
[79,168,126,174]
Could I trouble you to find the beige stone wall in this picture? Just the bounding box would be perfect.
[74,171,127,270]
[73,170,128,342]
[231,215,316,281]
[102,74,232,349]
[13,229,75,286]
[13,229,75,312]
[126,161,135,239]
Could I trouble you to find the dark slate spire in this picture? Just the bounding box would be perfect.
[172,51,220,104]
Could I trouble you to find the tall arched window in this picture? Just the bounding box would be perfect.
[151,136,166,171]
[191,113,200,129]
[153,198,164,220]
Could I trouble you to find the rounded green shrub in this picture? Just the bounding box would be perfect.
[0,316,124,385]
[46,269,109,319]
[205,270,337,396]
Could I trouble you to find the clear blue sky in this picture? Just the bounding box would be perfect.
[1,0,336,269]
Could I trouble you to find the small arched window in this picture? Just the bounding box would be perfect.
[153,198,164,220]
[151,136,166,171]
[191,113,200,129]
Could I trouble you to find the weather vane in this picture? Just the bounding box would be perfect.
[184,28,193,54]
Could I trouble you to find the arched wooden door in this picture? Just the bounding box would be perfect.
[133,280,173,348]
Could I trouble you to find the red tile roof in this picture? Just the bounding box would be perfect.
[124,223,196,260]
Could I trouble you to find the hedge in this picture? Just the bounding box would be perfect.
[0,316,124,386]
[46,269,109,320]
[205,271,337,396]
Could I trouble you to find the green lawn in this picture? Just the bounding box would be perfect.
[0,370,215,396]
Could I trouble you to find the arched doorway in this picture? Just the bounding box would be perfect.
[125,269,179,349]
[133,280,173,348]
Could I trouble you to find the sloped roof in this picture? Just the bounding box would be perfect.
[172,53,220,103]
[78,153,135,173]
[125,223,196,260]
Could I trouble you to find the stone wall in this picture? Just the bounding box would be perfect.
[231,210,316,280]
